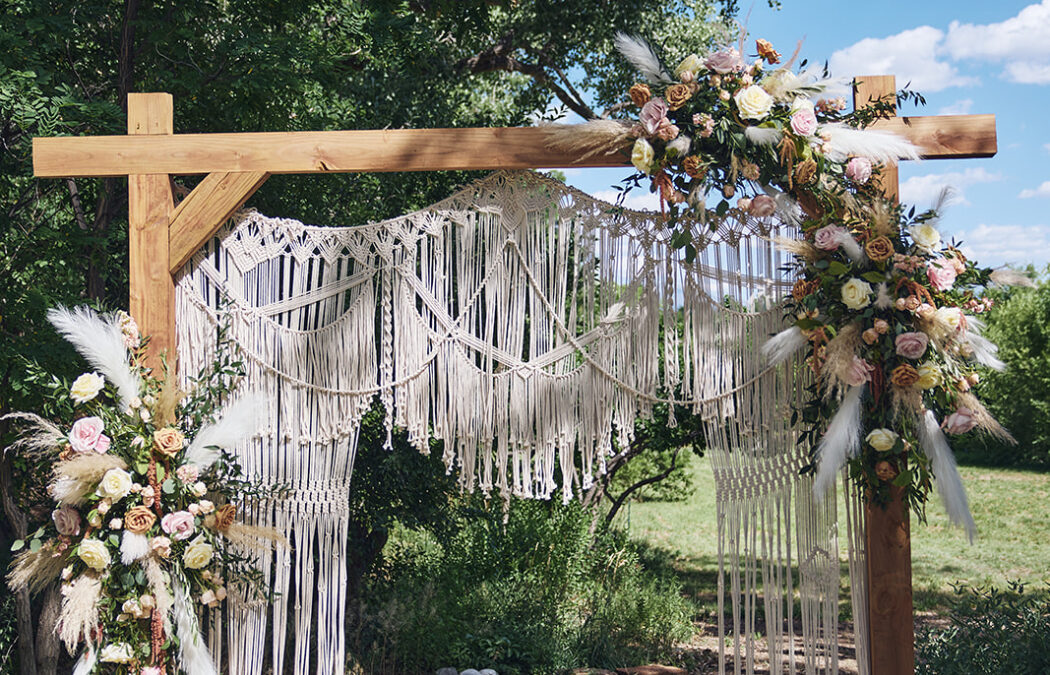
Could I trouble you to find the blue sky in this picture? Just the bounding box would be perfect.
[560,0,1050,269]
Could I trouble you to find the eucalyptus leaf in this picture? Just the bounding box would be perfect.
[10,539,24,552]
[29,539,42,553]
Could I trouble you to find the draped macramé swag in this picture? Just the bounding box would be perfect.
[175,171,868,675]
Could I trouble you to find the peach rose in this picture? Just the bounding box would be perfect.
[629,83,651,107]
[124,506,156,534]
[153,428,185,458]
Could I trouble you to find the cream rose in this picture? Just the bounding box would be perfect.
[78,538,111,571]
[841,278,873,310]
[866,428,899,452]
[910,223,942,252]
[675,53,702,79]
[183,537,214,570]
[916,362,943,389]
[70,372,105,404]
[99,643,134,664]
[734,85,774,120]
[97,468,133,501]
[935,306,965,335]
[631,138,655,174]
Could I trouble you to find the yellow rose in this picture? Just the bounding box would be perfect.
[916,362,942,389]
[78,538,111,571]
[70,372,105,405]
[97,468,133,501]
[631,138,655,175]
[865,428,899,452]
[910,223,942,252]
[840,278,873,310]
[675,53,702,79]
[733,85,774,120]
[183,537,214,570]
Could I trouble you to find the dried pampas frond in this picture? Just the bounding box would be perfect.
[916,410,977,541]
[58,574,101,654]
[745,126,782,145]
[867,200,897,237]
[52,454,128,507]
[890,385,923,421]
[814,384,866,499]
[771,236,820,262]
[821,323,862,395]
[761,184,804,226]
[154,364,184,428]
[7,543,69,595]
[173,577,218,675]
[613,33,672,84]
[821,123,922,164]
[542,120,633,161]
[72,647,97,675]
[875,282,893,310]
[220,522,289,550]
[142,556,173,634]
[185,394,266,470]
[989,268,1036,288]
[1,412,65,459]
[956,392,1016,445]
[46,306,141,411]
[964,316,1006,371]
[761,326,807,366]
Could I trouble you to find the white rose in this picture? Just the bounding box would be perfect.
[759,68,801,100]
[198,500,215,515]
[109,518,123,530]
[78,539,111,571]
[916,362,942,389]
[631,138,655,174]
[97,468,133,501]
[99,643,135,664]
[840,278,873,310]
[790,96,815,115]
[865,428,899,452]
[675,53,702,79]
[935,307,965,334]
[910,223,942,252]
[183,537,214,570]
[734,85,774,120]
[70,372,105,404]
[191,481,208,497]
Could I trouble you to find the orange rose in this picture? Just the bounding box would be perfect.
[890,364,920,388]
[865,236,894,262]
[124,505,156,534]
[629,83,651,107]
[756,39,781,64]
[153,427,185,458]
[212,503,236,531]
[665,83,693,111]
[682,155,704,178]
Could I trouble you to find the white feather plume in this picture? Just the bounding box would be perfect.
[964,316,1006,371]
[761,184,803,226]
[72,647,97,675]
[745,126,782,145]
[875,282,893,309]
[47,306,141,411]
[761,326,807,366]
[821,123,922,164]
[185,394,266,469]
[613,33,673,84]
[120,531,149,565]
[814,385,865,499]
[917,410,977,541]
[173,577,218,675]
[834,230,865,264]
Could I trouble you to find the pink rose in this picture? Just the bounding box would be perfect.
[895,332,929,360]
[790,109,818,136]
[150,536,172,558]
[704,48,743,74]
[846,157,872,184]
[926,259,958,291]
[175,464,200,484]
[750,195,776,218]
[813,225,847,251]
[52,507,81,536]
[639,98,669,136]
[68,416,111,454]
[655,118,680,141]
[844,356,875,387]
[943,407,977,434]
[141,668,163,675]
[161,511,196,541]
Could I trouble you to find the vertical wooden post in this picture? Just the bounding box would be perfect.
[127,93,176,374]
[854,75,914,674]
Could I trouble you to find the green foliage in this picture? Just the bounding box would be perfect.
[916,583,1050,675]
[0,593,16,675]
[353,499,693,674]
[608,402,704,503]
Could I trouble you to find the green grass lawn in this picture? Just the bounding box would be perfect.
[618,453,1050,615]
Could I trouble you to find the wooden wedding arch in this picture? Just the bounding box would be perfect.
[32,75,996,675]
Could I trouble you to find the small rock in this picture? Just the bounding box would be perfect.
[460,670,481,675]
[616,666,687,675]
[479,670,499,675]
[436,669,458,675]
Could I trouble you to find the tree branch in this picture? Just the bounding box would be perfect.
[604,445,684,525]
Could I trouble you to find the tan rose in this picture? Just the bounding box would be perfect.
[865,236,894,262]
[755,39,781,64]
[153,427,185,458]
[794,158,817,185]
[124,505,156,534]
[890,364,920,388]
[792,279,820,301]
[629,83,651,107]
[213,503,236,531]
[665,83,693,111]
[682,155,704,178]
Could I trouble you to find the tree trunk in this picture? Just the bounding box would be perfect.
[0,450,36,675]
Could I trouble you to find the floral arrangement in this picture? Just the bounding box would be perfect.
[545,34,1029,531]
[5,307,284,674]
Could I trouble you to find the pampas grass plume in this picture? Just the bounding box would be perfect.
[7,543,69,595]
[989,268,1036,288]
[814,384,865,499]
[185,394,266,470]
[46,306,141,411]
[917,410,977,541]
[613,33,672,84]
[173,577,218,675]
[0,412,65,460]
[220,522,289,550]
[821,123,922,164]
[761,326,807,366]
[120,532,150,565]
[52,454,127,507]
[542,120,633,160]
[58,574,101,654]
[771,236,820,262]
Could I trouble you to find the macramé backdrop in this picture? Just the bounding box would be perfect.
[175,170,863,675]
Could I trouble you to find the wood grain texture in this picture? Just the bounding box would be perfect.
[127,93,176,374]
[168,171,269,273]
[855,75,915,675]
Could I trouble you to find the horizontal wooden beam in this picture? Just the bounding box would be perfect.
[32,113,996,179]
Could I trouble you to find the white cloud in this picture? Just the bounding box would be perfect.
[1019,181,1050,198]
[828,26,978,92]
[957,223,1050,267]
[899,168,1002,206]
[944,1,1050,84]
[592,188,660,212]
[938,99,973,115]
[1044,143,1050,153]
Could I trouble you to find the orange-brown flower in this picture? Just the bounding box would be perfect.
[890,364,920,388]
[212,503,237,531]
[665,83,693,110]
[794,158,818,185]
[124,505,157,534]
[756,39,781,64]
[152,427,185,458]
[875,460,899,482]
[629,83,651,107]
[792,279,820,301]
[682,155,704,178]
[865,236,894,262]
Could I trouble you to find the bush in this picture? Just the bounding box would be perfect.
[350,498,694,674]
[916,583,1050,675]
